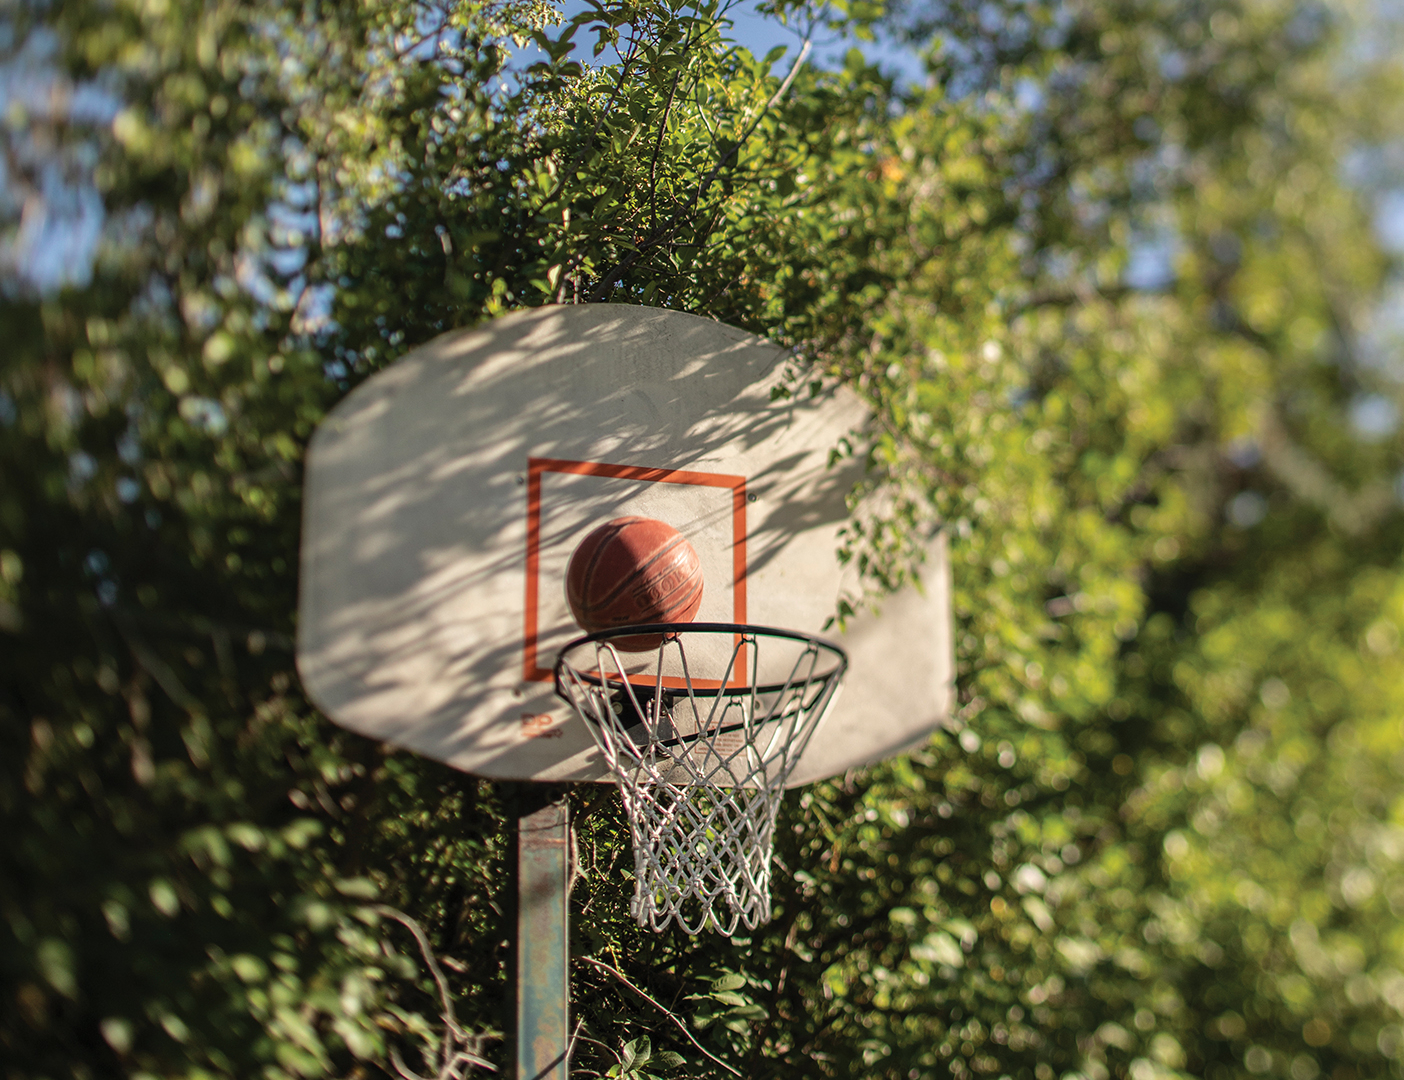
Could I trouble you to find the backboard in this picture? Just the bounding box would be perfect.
[296,304,953,788]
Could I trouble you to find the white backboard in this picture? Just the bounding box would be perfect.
[297,305,953,786]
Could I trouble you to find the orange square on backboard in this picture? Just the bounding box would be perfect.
[521,457,748,682]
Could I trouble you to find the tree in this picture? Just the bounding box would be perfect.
[2,0,1401,1077]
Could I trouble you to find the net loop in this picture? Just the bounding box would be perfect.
[554,623,847,935]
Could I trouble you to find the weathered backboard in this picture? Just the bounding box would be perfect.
[296,305,953,787]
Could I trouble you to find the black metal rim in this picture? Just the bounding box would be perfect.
[552,621,848,699]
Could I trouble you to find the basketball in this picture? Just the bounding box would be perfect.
[565,516,704,650]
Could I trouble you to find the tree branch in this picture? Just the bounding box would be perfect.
[1255,402,1397,536]
[578,956,742,1076]
[373,906,497,1076]
[587,36,813,301]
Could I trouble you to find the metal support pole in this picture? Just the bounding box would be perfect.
[516,797,569,1080]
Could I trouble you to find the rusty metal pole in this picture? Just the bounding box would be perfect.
[516,797,569,1080]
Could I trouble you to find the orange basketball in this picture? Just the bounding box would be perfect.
[565,516,704,651]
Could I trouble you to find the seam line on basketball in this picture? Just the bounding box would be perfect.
[577,533,695,615]
[571,519,630,612]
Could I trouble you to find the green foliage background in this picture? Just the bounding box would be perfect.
[2,0,1403,1078]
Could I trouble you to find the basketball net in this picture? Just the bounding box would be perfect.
[554,624,847,935]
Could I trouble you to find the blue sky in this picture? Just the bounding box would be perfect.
[719,1,926,83]
[555,0,928,85]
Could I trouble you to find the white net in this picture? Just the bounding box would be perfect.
[554,623,846,935]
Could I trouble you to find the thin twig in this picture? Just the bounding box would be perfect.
[587,34,813,300]
[374,907,459,1037]
[540,24,645,212]
[390,1045,432,1080]
[578,956,742,1076]
[564,1016,586,1074]
[373,906,497,1075]
[570,1030,619,1061]
[1010,282,1131,315]
[109,610,204,714]
[650,61,688,234]
[758,37,812,115]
